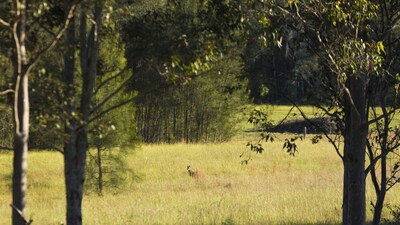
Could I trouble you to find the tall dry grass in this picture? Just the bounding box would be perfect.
[0,134,399,224]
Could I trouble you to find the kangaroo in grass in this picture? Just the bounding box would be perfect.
[187,165,198,178]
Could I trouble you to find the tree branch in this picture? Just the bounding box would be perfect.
[368,108,397,125]
[0,18,10,27]
[92,66,129,97]
[35,21,57,38]
[84,96,136,129]
[366,140,381,193]
[10,204,33,225]
[342,85,362,123]
[90,73,133,116]
[26,1,80,75]
[274,105,296,128]
[293,102,343,160]
[12,20,22,135]
[0,89,15,95]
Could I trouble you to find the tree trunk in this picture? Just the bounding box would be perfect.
[347,74,367,225]
[62,3,83,224]
[342,127,349,225]
[64,133,87,225]
[372,156,386,225]
[64,3,103,224]
[97,145,103,195]
[12,73,29,225]
[342,82,351,225]
[173,106,177,141]
[11,1,29,224]
[342,159,349,225]
[372,92,389,225]
[184,107,189,143]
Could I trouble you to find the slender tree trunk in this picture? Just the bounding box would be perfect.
[11,1,29,224]
[372,155,386,225]
[184,107,189,144]
[372,92,389,225]
[12,72,29,225]
[97,145,103,195]
[173,106,177,141]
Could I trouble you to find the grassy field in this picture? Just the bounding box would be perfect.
[235,105,328,132]
[235,105,400,132]
[1,133,400,225]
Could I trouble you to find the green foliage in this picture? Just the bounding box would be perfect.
[123,0,248,143]
[221,216,236,225]
[85,20,139,194]
[282,136,302,156]
[30,65,67,150]
[85,147,137,195]
[0,105,13,150]
[247,108,274,131]
[133,57,246,143]
[123,0,245,85]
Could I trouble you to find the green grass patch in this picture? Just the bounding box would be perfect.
[235,105,324,132]
[1,136,399,224]
[236,104,400,133]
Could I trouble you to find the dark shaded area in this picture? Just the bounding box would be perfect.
[270,117,338,134]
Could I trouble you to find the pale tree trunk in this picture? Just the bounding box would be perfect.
[11,0,30,224]
[7,0,77,223]
[12,71,29,225]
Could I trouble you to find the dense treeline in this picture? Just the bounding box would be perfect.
[123,0,246,143]
[135,67,245,143]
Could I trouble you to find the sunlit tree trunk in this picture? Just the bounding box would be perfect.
[11,1,29,224]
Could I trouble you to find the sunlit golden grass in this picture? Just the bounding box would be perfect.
[1,134,399,224]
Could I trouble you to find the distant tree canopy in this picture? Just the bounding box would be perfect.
[123,0,247,143]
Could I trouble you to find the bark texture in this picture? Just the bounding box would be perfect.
[11,1,29,224]
[63,2,103,224]
[347,74,367,225]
